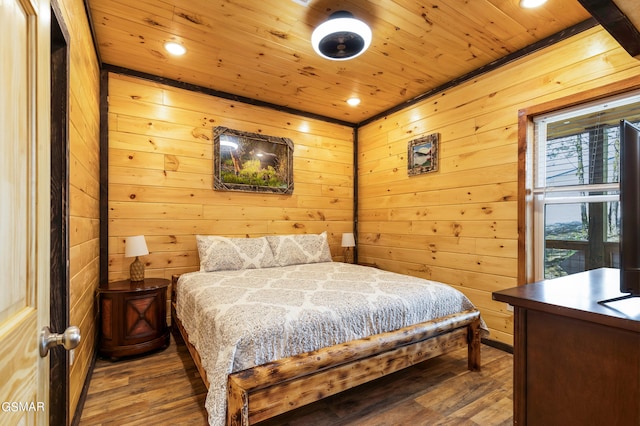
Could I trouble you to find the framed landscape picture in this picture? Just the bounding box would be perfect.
[408,133,439,176]
[213,127,294,194]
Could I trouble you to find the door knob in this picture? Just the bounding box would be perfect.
[39,325,81,357]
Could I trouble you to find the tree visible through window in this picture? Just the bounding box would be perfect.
[531,93,640,280]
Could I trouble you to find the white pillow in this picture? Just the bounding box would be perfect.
[196,235,275,272]
[266,232,333,267]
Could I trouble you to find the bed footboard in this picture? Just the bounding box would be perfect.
[227,309,482,425]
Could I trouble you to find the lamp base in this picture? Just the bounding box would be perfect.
[130,256,145,282]
[343,247,354,264]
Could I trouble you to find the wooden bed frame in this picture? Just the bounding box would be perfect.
[171,274,482,425]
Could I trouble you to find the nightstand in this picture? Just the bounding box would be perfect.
[98,278,170,360]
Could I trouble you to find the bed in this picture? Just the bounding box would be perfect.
[171,233,486,425]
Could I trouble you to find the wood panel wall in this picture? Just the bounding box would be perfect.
[56,0,101,417]
[106,73,354,283]
[357,26,640,346]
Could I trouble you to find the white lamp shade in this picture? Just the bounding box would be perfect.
[125,235,149,258]
[341,232,356,247]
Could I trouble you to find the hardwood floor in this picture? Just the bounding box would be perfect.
[79,331,208,426]
[79,330,513,425]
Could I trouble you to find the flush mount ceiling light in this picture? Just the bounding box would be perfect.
[164,41,186,56]
[520,0,547,8]
[311,11,372,61]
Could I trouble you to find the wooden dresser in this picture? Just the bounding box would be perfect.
[98,278,170,360]
[493,268,640,425]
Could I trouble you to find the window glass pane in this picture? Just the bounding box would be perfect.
[544,201,620,279]
[534,93,640,190]
[544,125,620,187]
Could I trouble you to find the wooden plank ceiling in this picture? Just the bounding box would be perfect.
[87,0,598,124]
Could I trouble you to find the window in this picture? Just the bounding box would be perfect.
[529,91,640,280]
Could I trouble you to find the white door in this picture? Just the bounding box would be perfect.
[0,0,51,424]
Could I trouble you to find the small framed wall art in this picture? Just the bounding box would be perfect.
[408,133,439,176]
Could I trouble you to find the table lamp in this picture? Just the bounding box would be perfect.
[125,235,149,281]
[341,232,355,264]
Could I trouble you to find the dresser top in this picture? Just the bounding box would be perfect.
[493,268,640,330]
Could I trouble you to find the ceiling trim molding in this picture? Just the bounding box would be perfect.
[102,64,356,129]
[357,18,598,127]
[577,0,640,58]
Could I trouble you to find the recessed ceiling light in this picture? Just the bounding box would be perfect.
[346,97,361,106]
[164,42,186,56]
[520,0,547,8]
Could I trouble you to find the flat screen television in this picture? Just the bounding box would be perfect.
[619,119,640,297]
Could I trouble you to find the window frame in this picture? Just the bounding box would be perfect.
[517,76,640,285]
[529,91,640,281]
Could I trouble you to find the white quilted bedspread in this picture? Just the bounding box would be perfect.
[175,262,484,425]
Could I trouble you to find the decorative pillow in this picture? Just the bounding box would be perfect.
[196,235,275,272]
[266,232,333,267]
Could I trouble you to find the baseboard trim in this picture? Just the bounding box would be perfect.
[482,337,513,354]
